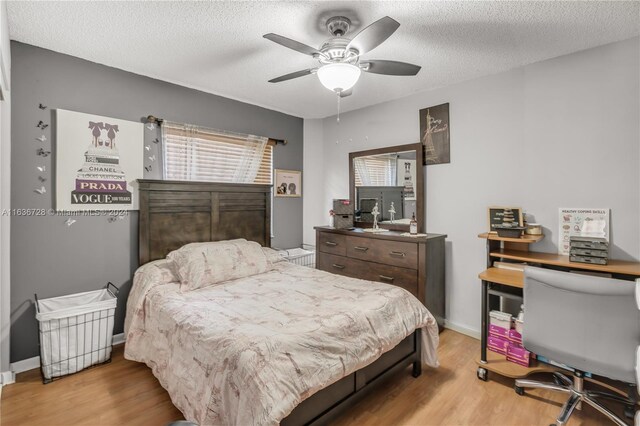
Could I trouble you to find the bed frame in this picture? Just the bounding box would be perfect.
[138,179,271,264]
[137,179,423,425]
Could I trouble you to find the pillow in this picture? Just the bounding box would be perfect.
[167,239,272,292]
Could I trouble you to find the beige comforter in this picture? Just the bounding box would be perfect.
[124,259,439,425]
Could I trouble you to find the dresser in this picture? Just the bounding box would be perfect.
[315,226,447,329]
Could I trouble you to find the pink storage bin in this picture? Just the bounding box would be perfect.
[489,324,509,339]
[508,328,522,345]
[488,335,510,355]
[507,344,531,367]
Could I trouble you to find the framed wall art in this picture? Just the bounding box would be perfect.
[274,169,301,198]
[419,103,450,165]
[487,206,523,232]
[56,109,143,211]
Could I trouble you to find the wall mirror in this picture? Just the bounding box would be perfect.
[349,143,424,232]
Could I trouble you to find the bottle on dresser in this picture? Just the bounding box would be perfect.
[410,212,418,235]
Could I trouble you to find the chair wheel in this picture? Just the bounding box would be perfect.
[477,367,488,381]
[514,385,525,396]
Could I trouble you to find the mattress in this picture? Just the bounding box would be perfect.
[124,259,439,425]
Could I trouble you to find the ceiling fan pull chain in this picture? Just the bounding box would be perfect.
[336,91,341,143]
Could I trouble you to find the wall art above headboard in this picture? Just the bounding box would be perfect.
[56,109,144,211]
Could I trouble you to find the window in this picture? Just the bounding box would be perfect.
[162,121,273,184]
[353,154,397,186]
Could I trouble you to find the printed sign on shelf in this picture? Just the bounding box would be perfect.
[558,208,610,255]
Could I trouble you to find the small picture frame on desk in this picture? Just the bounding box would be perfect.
[487,206,523,233]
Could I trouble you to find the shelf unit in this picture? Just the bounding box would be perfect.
[478,232,543,244]
[476,232,640,385]
[489,248,640,276]
[478,267,523,288]
[478,350,557,379]
[476,233,545,382]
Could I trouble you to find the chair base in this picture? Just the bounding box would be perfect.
[515,372,637,426]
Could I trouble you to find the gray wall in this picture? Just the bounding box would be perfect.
[302,119,325,245]
[10,42,303,362]
[303,37,640,335]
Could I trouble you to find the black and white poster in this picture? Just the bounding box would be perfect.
[419,103,450,165]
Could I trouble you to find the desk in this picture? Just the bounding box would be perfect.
[476,232,640,382]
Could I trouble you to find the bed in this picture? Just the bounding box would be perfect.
[125,180,440,425]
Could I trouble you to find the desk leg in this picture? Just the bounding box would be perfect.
[480,280,488,363]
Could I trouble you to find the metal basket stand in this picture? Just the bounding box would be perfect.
[35,282,119,384]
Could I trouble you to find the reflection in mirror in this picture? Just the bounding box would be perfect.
[353,150,417,226]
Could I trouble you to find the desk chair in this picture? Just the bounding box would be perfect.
[515,267,639,426]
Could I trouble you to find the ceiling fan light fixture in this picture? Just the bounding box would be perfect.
[317,63,361,93]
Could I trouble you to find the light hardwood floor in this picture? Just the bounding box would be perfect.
[1,330,630,425]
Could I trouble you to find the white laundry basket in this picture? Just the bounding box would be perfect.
[35,283,118,383]
[278,245,316,268]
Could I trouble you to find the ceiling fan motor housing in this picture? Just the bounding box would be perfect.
[318,38,358,64]
[326,16,351,37]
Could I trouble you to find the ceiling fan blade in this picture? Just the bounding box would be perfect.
[361,60,421,76]
[339,89,353,98]
[268,68,316,83]
[346,16,400,56]
[263,33,323,57]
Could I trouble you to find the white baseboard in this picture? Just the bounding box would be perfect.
[9,356,39,375]
[112,332,125,346]
[444,319,481,340]
[8,333,126,376]
[0,370,15,386]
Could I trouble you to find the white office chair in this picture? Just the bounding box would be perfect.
[515,267,639,426]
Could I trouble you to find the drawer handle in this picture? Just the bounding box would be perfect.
[354,246,369,252]
[379,275,395,282]
[324,241,338,247]
[332,263,345,270]
[389,251,406,258]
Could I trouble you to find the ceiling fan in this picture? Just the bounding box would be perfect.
[264,16,421,97]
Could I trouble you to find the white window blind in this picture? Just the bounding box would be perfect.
[162,121,272,184]
[354,154,397,186]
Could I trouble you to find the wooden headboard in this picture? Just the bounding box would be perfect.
[138,179,271,265]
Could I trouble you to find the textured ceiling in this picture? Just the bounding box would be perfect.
[7,1,640,119]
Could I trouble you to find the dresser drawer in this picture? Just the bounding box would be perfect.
[359,261,418,298]
[346,236,418,269]
[316,252,359,278]
[318,232,347,256]
[317,252,419,298]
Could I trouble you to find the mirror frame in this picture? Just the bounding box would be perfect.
[349,142,424,233]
